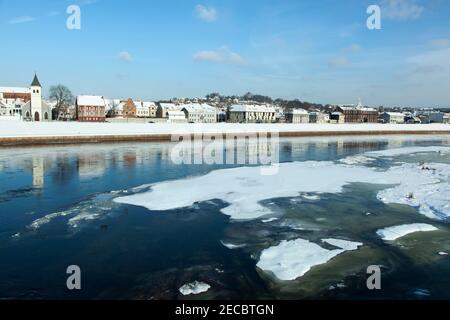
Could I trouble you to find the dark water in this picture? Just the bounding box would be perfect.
[0,135,449,299]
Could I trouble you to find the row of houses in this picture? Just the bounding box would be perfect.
[1,75,449,124]
[75,96,220,123]
[378,111,450,124]
[283,108,450,125]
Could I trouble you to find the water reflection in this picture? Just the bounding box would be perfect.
[77,153,106,180]
[32,156,44,188]
[0,135,448,187]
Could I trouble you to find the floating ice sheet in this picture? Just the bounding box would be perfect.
[376,223,439,241]
[179,281,211,295]
[256,238,363,281]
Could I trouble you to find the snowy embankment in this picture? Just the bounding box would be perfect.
[0,121,449,139]
[256,238,363,281]
[376,223,439,241]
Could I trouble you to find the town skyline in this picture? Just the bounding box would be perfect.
[1,0,450,107]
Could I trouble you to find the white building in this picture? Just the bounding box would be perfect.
[0,98,26,119]
[167,110,188,123]
[228,104,277,123]
[143,101,157,118]
[181,103,217,123]
[0,74,52,121]
[157,103,182,118]
[134,101,150,118]
[379,112,405,124]
[309,112,330,124]
[285,108,309,123]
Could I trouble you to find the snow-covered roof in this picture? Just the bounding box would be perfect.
[76,95,105,107]
[229,104,276,113]
[159,103,178,109]
[134,101,143,109]
[0,87,30,94]
[383,112,404,117]
[182,103,216,113]
[142,101,156,108]
[286,108,308,115]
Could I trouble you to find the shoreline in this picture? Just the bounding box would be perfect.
[1,129,450,147]
[0,121,449,147]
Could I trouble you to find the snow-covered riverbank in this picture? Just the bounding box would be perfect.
[0,121,449,139]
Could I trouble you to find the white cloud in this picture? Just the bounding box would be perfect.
[380,0,424,21]
[118,51,133,62]
[195,4,217,22]
[193,47,245,65]
[328,56,350,68]
[8,16,37,24]
[429,39,450,50]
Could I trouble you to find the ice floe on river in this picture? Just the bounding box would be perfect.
[338,146,450,165]
[179,281,211,295]
[114,146,450,221]
[256,238,363,281]
[376,223,439,241]
[28,192,119,230]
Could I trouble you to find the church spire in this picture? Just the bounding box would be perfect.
[31,73,41,87]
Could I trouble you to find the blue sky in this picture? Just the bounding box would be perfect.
[1,0,449,107]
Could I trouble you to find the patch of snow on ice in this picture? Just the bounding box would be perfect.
[376,223,438,241]
[377,163,450,220]
[256,238,362,281]
[339,155,375,165]
[179,281,211,295]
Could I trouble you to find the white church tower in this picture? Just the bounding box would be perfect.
[30,74,42,121]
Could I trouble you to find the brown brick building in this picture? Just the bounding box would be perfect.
[76,95,106,122]
[0,85,31,103]
[122,98,136,118]
[336,106,378,123]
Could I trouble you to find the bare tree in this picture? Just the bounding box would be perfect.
[108,99,119,118]
[49,85,74,121]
